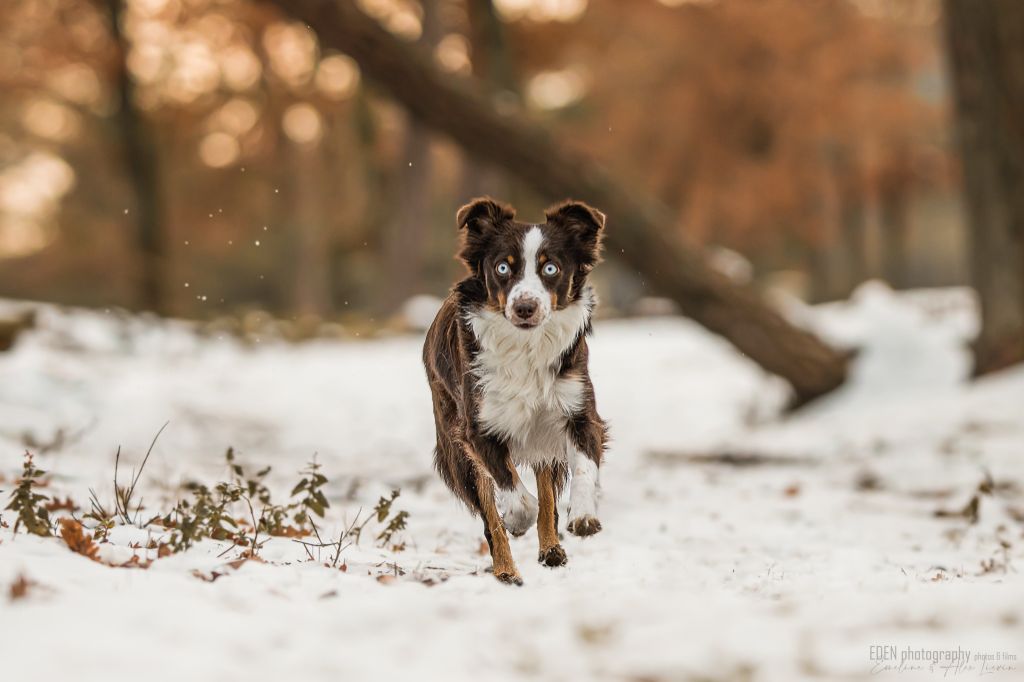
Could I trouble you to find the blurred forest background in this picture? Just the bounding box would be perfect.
[0,0,1021,388]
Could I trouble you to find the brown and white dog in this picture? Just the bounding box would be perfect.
[422,197,608,585]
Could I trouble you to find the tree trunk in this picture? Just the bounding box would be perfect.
[386,0,442,311]
[265,0,849,405]
[838,194,867,297]
[879,185,911,290]
[460,0,515,202]
[830,145,868,300]
[103,0,167,315]
[943,0,1024,375]
[289,140,332,317]
[466,0,518,92]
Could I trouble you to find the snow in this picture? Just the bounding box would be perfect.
[1,282,1022,681]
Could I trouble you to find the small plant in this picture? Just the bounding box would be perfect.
[161,479,245,552]
[225,449,331,537]
[113,422,168,525]
[371,489,409,548]
[291,457,330,527]
[84,488,115,542]
[293,490,410,565]
[376,509,409,548]
[294,514,360,568]
[159,449,333,553]
[5,452,51,536]
[343,489,410,547]
[226,447,291,536]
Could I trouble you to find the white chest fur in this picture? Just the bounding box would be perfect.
[467,288,593,465]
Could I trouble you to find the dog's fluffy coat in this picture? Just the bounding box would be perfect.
[422,197,608,584]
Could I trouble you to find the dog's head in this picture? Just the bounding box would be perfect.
[456,197,605,329]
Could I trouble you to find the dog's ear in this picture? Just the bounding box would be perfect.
[545,200,605,268]
[456,197,514,233]
[456,197,515,271]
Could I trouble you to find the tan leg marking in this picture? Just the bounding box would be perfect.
[535,466,568,567]
[475,466,523,585]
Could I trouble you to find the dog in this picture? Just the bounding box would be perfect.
[422,197,608,585]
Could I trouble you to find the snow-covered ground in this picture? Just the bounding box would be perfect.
[1,283,1022,681]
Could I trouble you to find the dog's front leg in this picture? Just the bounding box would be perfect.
[462,427,529,583]
[535,464,568,566]
[566,407,606,537]
[471,462,523,586]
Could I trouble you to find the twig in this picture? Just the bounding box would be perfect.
[291,507,364,567]
[113,421,169,524]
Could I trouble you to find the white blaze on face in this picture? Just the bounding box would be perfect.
[506,226,551,323]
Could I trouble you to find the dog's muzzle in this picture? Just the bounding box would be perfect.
[508,295,544,329]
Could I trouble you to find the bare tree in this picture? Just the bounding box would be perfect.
[264,0,850,405]
[102,0,167,314]
[385,0,444,310]
[943,0,1024,374]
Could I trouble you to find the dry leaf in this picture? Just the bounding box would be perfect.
[117,555,153,569]
[44,496,77,513]
[8,574,34,601]
[59,518,100,561]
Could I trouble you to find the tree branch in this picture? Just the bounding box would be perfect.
[265,0,849,405]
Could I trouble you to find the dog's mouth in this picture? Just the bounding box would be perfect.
[511,318,541,330]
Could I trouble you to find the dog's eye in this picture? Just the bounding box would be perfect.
[542,262,559,277]
[495,262,511,277]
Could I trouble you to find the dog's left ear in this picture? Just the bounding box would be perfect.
[545,200,606,268]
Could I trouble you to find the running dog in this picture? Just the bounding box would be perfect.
[422,197,608,585]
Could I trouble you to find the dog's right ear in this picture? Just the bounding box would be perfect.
[456,197,515,271]
[456,197,514,233]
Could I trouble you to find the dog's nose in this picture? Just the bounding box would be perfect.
[513,299,537,320]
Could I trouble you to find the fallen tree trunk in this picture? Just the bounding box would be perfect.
[266,0,849,405]
[0,309,35,352]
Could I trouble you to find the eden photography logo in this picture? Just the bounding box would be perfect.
[870,645,1019,676]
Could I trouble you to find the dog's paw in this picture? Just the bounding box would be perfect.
[499,491,538,537]
[494,571,524,586]
[567,516,602,537]
[538,545,568,567]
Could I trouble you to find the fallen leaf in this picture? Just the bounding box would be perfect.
[8,574,34,601]
[59,518,100,561]
[44,496,77,513]
[192,570,225,583]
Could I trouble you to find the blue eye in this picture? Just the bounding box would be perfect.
[542,262,559,277]
[496,262,511,276]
